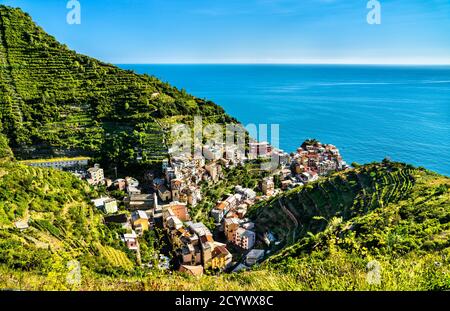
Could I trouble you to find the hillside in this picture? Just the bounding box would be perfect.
[0,156,139,289]
[249,162,450,289]
[0,160,448,290]
[0,133,12,158]
[251,161,417,244]
[250,161,450,254]
[0,5,449,291]
[0,5,234,166]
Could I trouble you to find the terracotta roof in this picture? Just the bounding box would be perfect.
[179,265,204,276]
[213,245,230,257]
[226,212,238,219]
[216,201,229,210]
[171,179,182,186]
[200,234,214,243]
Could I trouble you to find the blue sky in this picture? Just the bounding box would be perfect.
[1,0,450,64]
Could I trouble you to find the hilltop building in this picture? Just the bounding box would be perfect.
[261,177,275,196]
[87,164,104,185]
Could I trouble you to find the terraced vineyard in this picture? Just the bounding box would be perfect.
[0,153,134,276]
[245,160,450,281]
[95,243,134,271]
[1,5,449,291]
[1,155,448,290]
[0,5,234,165]
[251,162,417,245]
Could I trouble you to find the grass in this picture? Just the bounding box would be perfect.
[1,249,448,290]
[0,160,448,290]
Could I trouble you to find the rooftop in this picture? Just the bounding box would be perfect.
[225,218,240,225]
[246,249,265,259]
[123,231,137,239]
[132,210,149,220]
[179,265,204,277]
[236,227,254,238]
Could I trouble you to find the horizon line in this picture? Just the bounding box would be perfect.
[114,62,450,66]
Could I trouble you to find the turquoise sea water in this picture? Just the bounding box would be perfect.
[119,64,450,176]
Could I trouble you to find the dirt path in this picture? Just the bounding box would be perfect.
[278,197,299,241]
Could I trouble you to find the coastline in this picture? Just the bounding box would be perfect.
[118,64,450,177]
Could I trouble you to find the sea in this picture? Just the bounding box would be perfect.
[118,64,450,176]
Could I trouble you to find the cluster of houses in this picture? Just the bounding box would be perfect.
[245,139,348,186]
[245,140,348,191]
[99,143,275,274]
[164,207,233,276]
[102,193,232,276]
[95,156,235,276]
[154,156,222,206]
[283,140,348,189]
[210,186,258,251]
[208,184,274,272]
[20,138,348,276]
[246,140,349,192]
[156,152,251,275]
[93,139,348,275]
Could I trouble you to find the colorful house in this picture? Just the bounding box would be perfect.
[234,228,256,250]
[179,265,204,277]
[103,198,118,214]
[131,210,149,234]
[122,231,138,251]
[211,245,232,270]
[224,218,240,241]
[158,185,171,201]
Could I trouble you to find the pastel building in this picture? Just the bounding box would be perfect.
[234,228,256,250]
[224,218,240,241]
[261,177,275,196]
[131,210,149,235]
[87,164,104,185]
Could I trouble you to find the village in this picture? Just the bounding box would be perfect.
[20,139,348,277]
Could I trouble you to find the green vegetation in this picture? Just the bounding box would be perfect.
[191,162,266,227]
[0,159,137,285]
[1,249,449,291]
[251,162,418,244]
[251,162,450,290]
[0,5,448,291]
[0,133,12,158]
[0,160,448,291]
[0,5,234,169]
[251,161,450,259]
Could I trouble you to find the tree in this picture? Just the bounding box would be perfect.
[0,134,13,159]
[351,162,361,168]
